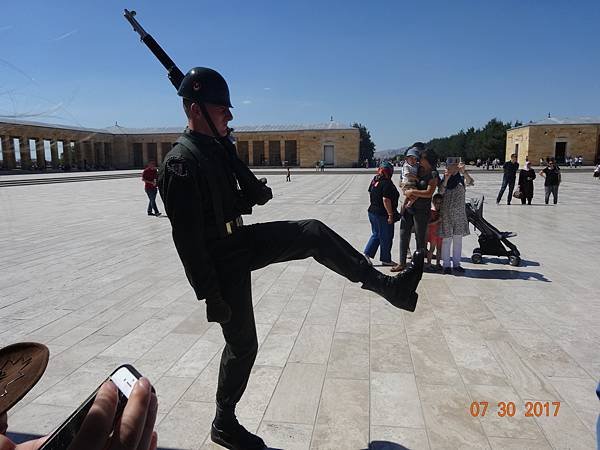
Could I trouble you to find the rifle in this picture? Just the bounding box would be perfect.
[123,9,272,207]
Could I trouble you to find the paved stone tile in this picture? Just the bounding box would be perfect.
[288,324,335,364]
[1,172,598,448]
[257,422,313,450]
[371,372,424,429]
[326,332,369,379]
[264,362,326,424]
[418,383,489,449]
[369,426,430,450]
[311,378,369,449]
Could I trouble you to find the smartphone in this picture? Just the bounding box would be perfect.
[39,364,146,450]
[446,156,462,165]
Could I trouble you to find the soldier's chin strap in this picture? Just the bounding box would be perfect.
[196,101,273,207]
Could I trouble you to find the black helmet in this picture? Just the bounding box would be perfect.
[177,67,232,108]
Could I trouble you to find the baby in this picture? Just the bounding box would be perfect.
[400,148,420,213]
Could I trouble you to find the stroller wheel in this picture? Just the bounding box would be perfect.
[509,255,521,266]
[471,252,483,264]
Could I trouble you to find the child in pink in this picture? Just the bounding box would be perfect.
[426,193,443,270]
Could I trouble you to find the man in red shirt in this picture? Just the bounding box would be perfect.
[142,161,162,216]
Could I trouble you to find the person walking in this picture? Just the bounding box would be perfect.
[142,161,161,216]
[158,67,424,450]
[517,161,536,205]
[285,166,291,182]
[364,162,399,267]
[496,153,519,205]
[392,147,439,273]
[539,157,561,204]
[439,162,473,274]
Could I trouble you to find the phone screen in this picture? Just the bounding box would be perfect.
[39,364,143,450]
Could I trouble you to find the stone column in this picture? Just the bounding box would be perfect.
[96,142,105,168]
[248,141,254,167]
[19,137,32,170]
[36,138,46,170]
[50,139,60,169]
[280,140,286,166]
[88,140,96,167]
[62,140,71,167]
[73,141,83,169]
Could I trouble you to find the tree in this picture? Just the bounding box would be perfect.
[352,123,376,163]
[426,118,515,162]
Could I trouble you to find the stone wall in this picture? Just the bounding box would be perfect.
[0,121,360,170]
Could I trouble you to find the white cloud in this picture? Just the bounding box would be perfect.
[242,100,252,104]
[52,29,78,41]
[263,87,271,91]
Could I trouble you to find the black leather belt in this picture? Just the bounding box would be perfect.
[225,216,243,235]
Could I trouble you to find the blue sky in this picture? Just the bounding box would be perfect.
[1,0,599,150]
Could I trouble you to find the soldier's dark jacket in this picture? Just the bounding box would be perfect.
[158,128,248,301]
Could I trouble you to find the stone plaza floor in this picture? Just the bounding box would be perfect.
[1,170,598,449]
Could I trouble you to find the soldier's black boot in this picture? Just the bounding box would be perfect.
[211,405,266,450]
[361,250,424,312]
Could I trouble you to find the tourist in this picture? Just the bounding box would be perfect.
[286,166,291,182]
[142,161,161,216]
[496,153,519,205]
[539,157,561,204]
[439,162,473,274]
[517,161,536,205]
[364,161,399,266]
[392,148,439,273]
[426,193,443,270]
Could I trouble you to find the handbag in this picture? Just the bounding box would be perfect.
[513,189,522,199]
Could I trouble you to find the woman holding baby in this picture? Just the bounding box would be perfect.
[392,145,439,273]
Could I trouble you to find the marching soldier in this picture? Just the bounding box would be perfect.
[159,67,424,450]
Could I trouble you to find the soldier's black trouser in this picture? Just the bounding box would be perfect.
[207,219,370,410]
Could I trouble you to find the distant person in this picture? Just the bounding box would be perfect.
[496,153,519,205]
[439,162,473,274]
[364,158,369,168]
[539,157,561,204]
[517,161,536,205]
[364,161,399,266]
[578,155,583,167]
[286,166,291,182]
[540,157,545,166]
[320,160,325,172]
[315,161,319,172]
[594,162,600,180]
[142,161,161,216]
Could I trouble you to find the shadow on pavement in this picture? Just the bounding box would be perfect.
[454,268,550,282]
[366,441,411,449]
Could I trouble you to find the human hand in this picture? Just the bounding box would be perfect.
[404,189,416,201]
[0,379,157,450]
[458,163,465,173]
[387,215,394,224]
[206,298,232,324]
[70,379,158,450]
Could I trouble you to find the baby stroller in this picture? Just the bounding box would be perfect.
[466,195,521,266]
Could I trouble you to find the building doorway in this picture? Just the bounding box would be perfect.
[554,142,567,164]
[324,144,334,166]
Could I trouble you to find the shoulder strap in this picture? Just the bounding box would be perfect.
[176,135,227,238]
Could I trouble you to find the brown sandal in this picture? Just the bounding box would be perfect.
[390,264,406,272]
[0,342,49,414]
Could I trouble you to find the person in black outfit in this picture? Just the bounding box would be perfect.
[539,157,561,204]
[158,67,424,450]
[364,161,400,266]
[496,153,519,205]
[517,161,536,205]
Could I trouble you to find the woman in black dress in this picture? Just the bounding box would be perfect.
[518,161,536,205]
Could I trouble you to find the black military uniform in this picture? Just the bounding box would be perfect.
[159,67,424,450]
